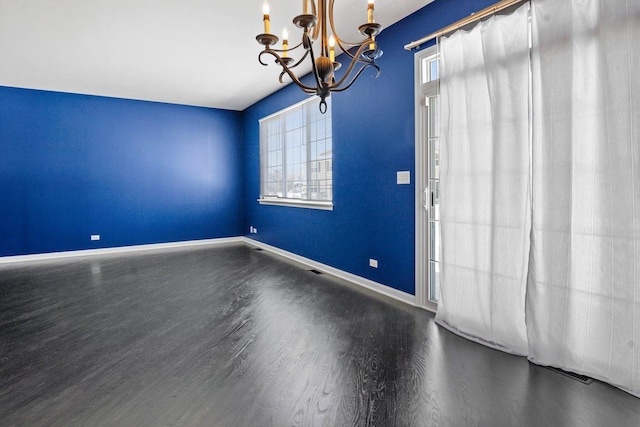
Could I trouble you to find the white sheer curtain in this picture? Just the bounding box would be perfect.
[527,0,640,396]
[436,4,531,356]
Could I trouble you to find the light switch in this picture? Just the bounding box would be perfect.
[397,171,410,185]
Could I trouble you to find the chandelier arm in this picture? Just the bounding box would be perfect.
[353,41,378,66]
[279,68,317,93]
[310,0,321,40]
[269,41,308,69]
[287,49,312,70]
[331,63,380,93]
[332,38,373,62]
[277,40,305,53]
[306,35,327,89]
[258,49,273,66]
[331,44,378,88]
[333,39,355,60]
[278,63,318,92]
[259,49,317,93]
[328,0,371,47]
[277,58,318,92]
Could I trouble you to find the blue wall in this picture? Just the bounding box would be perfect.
[0,0,496,296]
[0,87,243,256]
[242,0,495,295]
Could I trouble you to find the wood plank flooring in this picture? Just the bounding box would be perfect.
[1,243,639,426]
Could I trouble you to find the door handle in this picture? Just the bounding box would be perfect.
[423,187,429,212]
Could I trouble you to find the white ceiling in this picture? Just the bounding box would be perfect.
[0,1,433,111]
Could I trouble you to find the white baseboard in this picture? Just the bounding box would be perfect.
[242,237,417,307]
[0,237,244,264]
[0,236,417,309]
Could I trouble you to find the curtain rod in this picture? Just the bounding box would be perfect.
[404,0,527,50]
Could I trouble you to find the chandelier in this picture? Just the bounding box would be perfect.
[256,0,383,113]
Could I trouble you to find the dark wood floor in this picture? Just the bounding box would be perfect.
[1,244,639,426]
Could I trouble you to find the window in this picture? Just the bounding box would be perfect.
[259,97,333,210]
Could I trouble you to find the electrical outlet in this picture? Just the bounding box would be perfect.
[369,258,378,268]
[91,234,100,241]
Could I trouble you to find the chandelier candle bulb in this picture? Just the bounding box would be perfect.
[303,0,309,15]
[368,0,375,23]
[329,35,336,62]
[282,28,289,57]
[263,1,271,34]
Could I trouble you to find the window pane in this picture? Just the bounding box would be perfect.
[429,138,439,180]
[430,59,439,81]
[430,220,440,262]
[422,54,439,83]
[428,96,439,138]
[286,108,302,131]
[429,261,440,303]
[421,57,430,84]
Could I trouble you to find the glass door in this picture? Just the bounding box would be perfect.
[426,93,440,303]
[415,46,440,310]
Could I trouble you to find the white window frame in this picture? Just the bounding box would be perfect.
[258,96,333,211]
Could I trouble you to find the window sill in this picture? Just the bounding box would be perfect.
[258,197,334,211]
